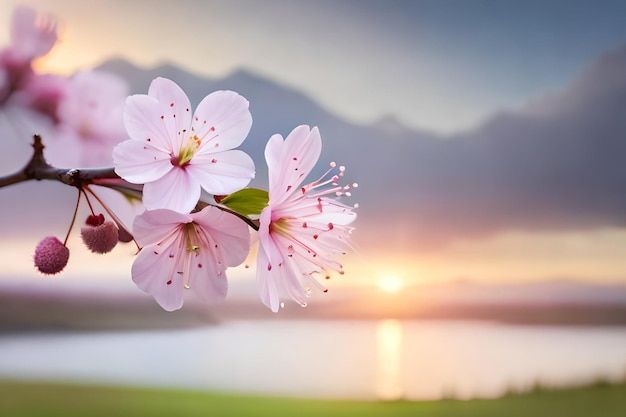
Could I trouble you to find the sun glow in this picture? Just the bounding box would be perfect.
[377,275,405,294]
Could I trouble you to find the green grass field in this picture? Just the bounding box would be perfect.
[0,380,624,417]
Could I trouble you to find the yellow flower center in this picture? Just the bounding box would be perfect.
[177,135,202,166]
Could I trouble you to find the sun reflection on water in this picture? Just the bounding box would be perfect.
[376,319,404,400]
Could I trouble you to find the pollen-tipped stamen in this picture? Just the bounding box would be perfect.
[176,134,202,166]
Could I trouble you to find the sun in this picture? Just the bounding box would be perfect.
[377,275,405,294]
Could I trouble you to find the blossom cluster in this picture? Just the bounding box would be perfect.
[1,6,357,312]
[1,6,127,168]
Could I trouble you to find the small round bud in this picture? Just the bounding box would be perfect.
[81,221,119,254]
[117,226,134,243]
[85,214,105,226]
[34,236,69,275]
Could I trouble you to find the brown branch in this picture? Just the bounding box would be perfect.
[0,135,118,188]
[0,135,260,231]
[0,170,28,187]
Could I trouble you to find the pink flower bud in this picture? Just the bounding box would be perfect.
[85,213,105,226]
[34,236,69,275]
[81,221,118,254]
[117,226,134,243]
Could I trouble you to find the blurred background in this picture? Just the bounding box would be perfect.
[0,0,626,415]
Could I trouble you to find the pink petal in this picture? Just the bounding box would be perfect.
[256,207,274,261]
[274,197,357,226]
[191,205,251,267]
[307,208,358,226]
[19,73,67,122]
[188,235,228,302]
[142,167,201,213]
[52,71,128,167]
[260,232,308,307]
[264,133,284,176]
[123,94,174,152]
[256,246,280,312]
[148,77,192,151]
[10,6,57,60]
[188,149,255,195]
[191,90,252,152]
[255,241,309,312]
[132,237,185,312]
[113,139,173,184]
[266,125,322,205]
[257,207,310,312]
[133,208,191,247]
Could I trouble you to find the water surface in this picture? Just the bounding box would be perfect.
[0,320,624,400]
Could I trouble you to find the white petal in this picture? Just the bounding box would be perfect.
[188,149,255,195]
[132,208,191,247]
[112,140,173,184]
[123,94,174,152]
[264,133,284,176]
[191,205,251,267]
[256,246,280,312]
[132,237,185,312]
[191,90,252,152]
[267,125,322,205]
[188,248,229,302]
[142,168,201,213]
[148,77,192,151]
[10,6,57,59]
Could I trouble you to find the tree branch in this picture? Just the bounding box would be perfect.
[0,135,260,231]
[0,135,119,188]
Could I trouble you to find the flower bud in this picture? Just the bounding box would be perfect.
[81,220,118,254]
[85,213,105,226]
[117,226,134,243]
[34,236,69,275]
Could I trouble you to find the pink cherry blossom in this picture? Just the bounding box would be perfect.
[16,74,68,123]
[131,206,250,311]
[9,5,58,62]
[46,70,128,167]
[113,77,255,214]
[0,5,58,102]
[256,125,357,312]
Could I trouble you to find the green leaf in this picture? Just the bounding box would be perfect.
[220,188,269,216]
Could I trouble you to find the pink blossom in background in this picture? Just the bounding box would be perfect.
[0,5,58,101]
[256,125,357,312]
[8,5,57,62]
[113,77,255,213]
[10,73,68,123]
[45,70,128,167]
[131,206,250,311]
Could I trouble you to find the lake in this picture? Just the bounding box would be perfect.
[0,320,624,400]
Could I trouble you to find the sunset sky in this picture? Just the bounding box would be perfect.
[2,0,626,292]
[3,0,626,134]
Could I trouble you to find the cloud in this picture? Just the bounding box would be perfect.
[393,45,626,245]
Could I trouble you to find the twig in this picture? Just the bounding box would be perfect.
[0,135,119,188]
[63,189,81,246]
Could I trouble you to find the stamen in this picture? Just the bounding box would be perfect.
[184,223,200,253]
[177,134,202,166]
